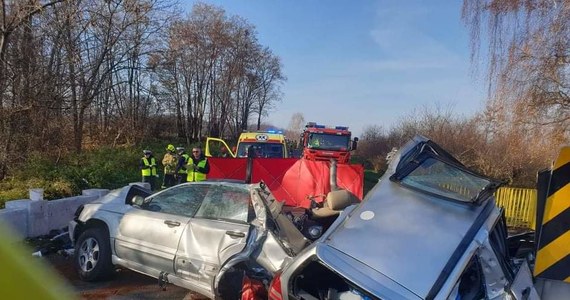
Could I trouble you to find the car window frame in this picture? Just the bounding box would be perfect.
[138,184,210,218]
[446,253,487,300]
[192,184,254,225]
[390,151,497,205]
[254,185,308,255]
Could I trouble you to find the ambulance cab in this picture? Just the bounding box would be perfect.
[206,130,288,158]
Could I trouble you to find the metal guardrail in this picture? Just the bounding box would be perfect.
[439,183,537,230]
[495,187,537,230]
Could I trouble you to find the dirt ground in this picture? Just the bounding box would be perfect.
[45,253,207,299]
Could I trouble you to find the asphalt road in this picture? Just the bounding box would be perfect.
[45,253,207,299]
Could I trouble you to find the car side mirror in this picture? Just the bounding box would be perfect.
[352,137,359,151]
[132,195,145,206]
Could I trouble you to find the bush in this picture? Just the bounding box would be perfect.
[1,146,152,207]
[363,170,383,197]
[0,180,27,209]
[0,178,76,208]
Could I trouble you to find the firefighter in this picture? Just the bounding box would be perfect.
[310,135,321,148]
[140,150,158,191]
[187,146,210,182]
[161,144,177,188]
[175,147,190,185]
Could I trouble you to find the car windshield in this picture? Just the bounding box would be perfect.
[308,133,349,151]
[237,142,284,158]
[400,157,491,203]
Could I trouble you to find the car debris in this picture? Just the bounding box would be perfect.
[29,228,74,257]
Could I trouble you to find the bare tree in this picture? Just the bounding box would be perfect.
[0,0,284,181]
[0,0,67,179]
[285,112,305,142]
[0,0,65,62]
[462,0,570,130]
[355,125,389,172]
[152,3,284,142]
[253,47,285,130]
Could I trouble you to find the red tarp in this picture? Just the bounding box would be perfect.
[207,158,364,207]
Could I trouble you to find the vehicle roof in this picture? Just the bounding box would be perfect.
[320,136,497,298]
[304,127,351,135]
[238,131,285,143]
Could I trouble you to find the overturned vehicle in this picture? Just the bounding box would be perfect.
[70,136,548,299]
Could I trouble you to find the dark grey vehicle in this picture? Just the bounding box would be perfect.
[271,136,539,300]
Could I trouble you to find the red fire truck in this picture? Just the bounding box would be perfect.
[300,122,358,164]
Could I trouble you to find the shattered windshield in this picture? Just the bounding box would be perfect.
[237,142,284,158]
[308,133,350,150]
[400,158,491,203]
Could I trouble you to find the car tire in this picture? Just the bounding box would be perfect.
[217,269,244,300]
[75,227,114,281]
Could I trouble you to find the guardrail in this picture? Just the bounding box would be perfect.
[0,189,110,238]
[0,183,150,238]
[495,187,537,230]
[438,183,537,230]
[0,184,538,238]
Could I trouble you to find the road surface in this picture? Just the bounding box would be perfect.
[45,253,207,299]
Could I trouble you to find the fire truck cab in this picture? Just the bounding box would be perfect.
[301,122,358,164]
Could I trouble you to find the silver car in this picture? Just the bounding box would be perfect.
[271,136,539,300]
[69,180,309,299]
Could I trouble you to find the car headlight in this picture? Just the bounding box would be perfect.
[308,226,323,239]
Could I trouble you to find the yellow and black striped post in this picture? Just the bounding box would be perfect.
[534,147,570,281]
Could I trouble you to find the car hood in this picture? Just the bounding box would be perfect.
[321,136,496,298]
[84,184,152,216]
[91,187,130,205]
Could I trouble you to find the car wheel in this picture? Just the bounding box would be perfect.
[217,269,244,300]
[75,227,114,281]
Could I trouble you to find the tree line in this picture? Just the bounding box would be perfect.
[354,103,564,188]
[356,0,570,188]
[0,0,285,180]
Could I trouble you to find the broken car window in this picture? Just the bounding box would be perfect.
[447,254,485,300]
[194,185,251,223]
[143,184,209,217]
[401,158,491,203]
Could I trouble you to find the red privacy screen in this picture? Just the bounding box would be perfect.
[207,158,363,207]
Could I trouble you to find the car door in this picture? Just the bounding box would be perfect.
[114,184,207,275]
[205,137,236,158]
[174,183,252,287]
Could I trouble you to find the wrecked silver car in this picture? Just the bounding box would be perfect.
[271,136,539,300]
[68,180,310,299]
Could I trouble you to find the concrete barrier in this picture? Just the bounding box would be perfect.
[0,188,110,238]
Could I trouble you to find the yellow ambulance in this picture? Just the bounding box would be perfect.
[206,130,288,158]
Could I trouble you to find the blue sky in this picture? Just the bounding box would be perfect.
[182,0,486,136]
